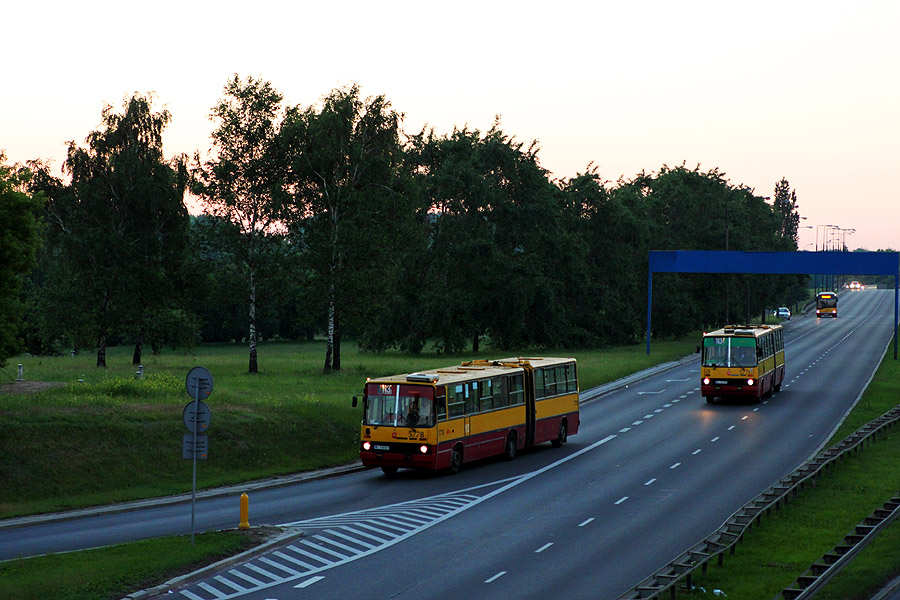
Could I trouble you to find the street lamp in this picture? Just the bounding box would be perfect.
[816,224,837,251]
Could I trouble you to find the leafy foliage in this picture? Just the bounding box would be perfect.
[0,155,44,366]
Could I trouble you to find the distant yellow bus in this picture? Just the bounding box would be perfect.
[353,357,579,474]
[701,324,785,403]
[816,292,838,318]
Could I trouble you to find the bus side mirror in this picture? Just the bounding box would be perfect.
[352,396,358,408]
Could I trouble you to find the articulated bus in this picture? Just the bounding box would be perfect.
[353,357,579,475]
[816,292,838,318]
[701,324,785,403]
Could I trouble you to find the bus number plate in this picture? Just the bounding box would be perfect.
[715,380,728,385]
[373,444,390,451]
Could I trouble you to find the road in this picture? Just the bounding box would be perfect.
[2,289,896,599]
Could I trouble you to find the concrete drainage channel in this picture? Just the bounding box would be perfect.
[618,404,900,600]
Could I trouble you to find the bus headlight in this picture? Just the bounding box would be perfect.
[362,441,371,451]
[419,445,428,454]
[703,378,710,385]
[747,379,755,386]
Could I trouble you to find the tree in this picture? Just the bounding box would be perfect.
[193,75,286,374]
[773,178,800,248]
[280,84,407,372]
[43,93,189,367]
[0,154,44,366]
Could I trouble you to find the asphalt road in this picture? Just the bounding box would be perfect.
[2,289,896,600]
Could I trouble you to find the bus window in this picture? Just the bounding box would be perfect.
[436,390,447,421]
[363,384,435,427]
[544,368,557,397]
[480,379,494,411]
[556,365,568,393]
[492,376,508,408]
[702,337,757,368]
[449,385,466,418]
[509,374,525,405]
[465,381,479,414]
[534,369,545,399]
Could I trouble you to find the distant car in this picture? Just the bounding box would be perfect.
[850,281,861,290]
[777,307,791,320]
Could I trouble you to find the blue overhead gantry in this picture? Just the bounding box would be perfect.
[646,251,900,358]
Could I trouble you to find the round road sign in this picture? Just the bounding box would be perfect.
[186,366,213,399]
[183,400,212,433]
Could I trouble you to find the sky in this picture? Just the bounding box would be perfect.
[3,0,898,251]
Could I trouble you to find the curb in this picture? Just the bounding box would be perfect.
[0,463,367,530]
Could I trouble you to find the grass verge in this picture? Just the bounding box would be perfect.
[0,530,260,600]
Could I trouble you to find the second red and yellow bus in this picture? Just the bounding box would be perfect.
[701,324,785,403]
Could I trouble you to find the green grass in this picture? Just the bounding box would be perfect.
[0,530,255,600]
[680,335,900,600]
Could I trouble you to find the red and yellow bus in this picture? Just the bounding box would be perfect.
[701,324,785,403]
[353,357,579,475]
[816,292,838,318]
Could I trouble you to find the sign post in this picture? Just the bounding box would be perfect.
[184,367,213,545]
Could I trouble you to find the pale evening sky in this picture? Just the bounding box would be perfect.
[3,0,897,251]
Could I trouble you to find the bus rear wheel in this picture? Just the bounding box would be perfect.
[504,432,517,461]
[552,420,567,447]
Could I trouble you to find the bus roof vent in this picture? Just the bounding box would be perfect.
[407,373,439,382]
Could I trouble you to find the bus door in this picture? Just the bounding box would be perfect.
[523,365,536,446]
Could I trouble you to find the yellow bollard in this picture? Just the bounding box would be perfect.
[239,492,250,530]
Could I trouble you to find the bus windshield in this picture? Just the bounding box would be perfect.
[702,336,757,368]
[817,295,837,308]
[364,383,435,428]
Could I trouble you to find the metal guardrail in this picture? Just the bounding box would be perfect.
[617,404,900,600]
[777,494,900,599]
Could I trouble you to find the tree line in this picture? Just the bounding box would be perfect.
[1,75,808,373]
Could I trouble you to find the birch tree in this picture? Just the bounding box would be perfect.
[194,75,285,374]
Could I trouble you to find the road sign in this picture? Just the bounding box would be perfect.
[185,366,213,399]
[182,434,208,460]
[183,400,211,433]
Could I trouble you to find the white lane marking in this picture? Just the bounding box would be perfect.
[741,416,749,421]
[644,414,655,419]
[644,478,657,486]
[666,378,690,382]
[654,409,664,413]
[620,427,631,433]
[579,518,595,527]
[711,436,720,442]
[535,543,553,553]
[615,497,629,505]
[664,403,673,408]
[633,420,644,426]
[728,425,736,431]
[670,463,681,469]
[753,408,760,412]
[294,576,325,589]
[486,572,506,583]
[637,390,666,395]
[692,449,702,455]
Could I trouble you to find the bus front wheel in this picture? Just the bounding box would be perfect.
[449,446,463,474]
